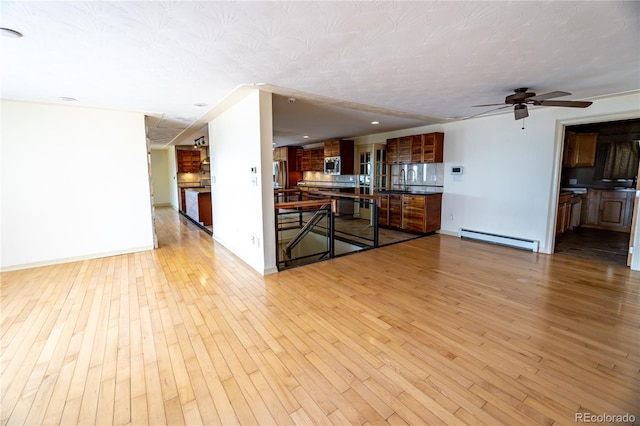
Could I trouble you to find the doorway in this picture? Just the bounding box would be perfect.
[555,118,640,266]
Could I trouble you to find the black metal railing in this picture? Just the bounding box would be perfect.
[274,190,380,271]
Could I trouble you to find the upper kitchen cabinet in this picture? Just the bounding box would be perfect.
[324,140,355,174]
[177,149,201,173]
[386,137,411,164]
[301,147,324,172]
[387,132,444,164]
[422,132,444,163]
[563,131,598,168]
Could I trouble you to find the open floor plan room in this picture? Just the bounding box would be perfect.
[1,207,638,425]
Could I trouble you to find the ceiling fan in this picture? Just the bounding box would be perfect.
[471,88,593,120]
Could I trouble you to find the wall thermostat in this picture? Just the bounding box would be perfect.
[451,166,463,175]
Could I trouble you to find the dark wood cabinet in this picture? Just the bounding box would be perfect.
[389,194,403,228]
[301,147,324,171]
[402,194,425,232]
[422,132,444,163]
[177,149,201,173]
[324,139,354,174]
[379,193,442,233]
[378,195,389,227]
[386,132,444,164]
[410,135,423,163]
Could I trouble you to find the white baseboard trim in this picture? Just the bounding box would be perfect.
[1,245,154,272]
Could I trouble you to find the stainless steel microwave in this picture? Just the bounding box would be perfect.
[324,156,341,175]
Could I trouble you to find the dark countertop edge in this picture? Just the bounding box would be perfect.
[375,190,443,195]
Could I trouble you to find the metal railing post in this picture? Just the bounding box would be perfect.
[329,202,335,258]
[373,198,379,248]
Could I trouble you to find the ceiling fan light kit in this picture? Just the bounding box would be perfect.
[472,87,593,121]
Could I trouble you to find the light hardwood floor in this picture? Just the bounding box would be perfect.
[2,206,639,425]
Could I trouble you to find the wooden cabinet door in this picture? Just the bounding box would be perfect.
[301,149,312,171]
[378,195,389,226]
[424,193,442,232]
[311,148,324,171]
[423,132,444,163]
[573,133,598,167]
[177,150,201,173]
[564,132,597,167]
[402,194,426,233]
[397,137,412,164]
[584,190,600,225]
[386,138,398,164]
[599,191,627,228]
[410,135,423,163]
[324,140,340,157]
[389,194,403,228]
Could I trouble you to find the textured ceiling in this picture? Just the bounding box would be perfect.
[1,1,639,149]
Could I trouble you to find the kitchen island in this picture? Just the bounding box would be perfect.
[184,187,212,227]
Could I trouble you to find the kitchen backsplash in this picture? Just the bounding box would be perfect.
[299,163,445,193]
[390,163,445,193]
[300,171,357,187]
[177,171,211,186]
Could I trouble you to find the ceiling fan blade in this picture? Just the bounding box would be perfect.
[528,91,571,101]
[471,103,505,107]
[463,105,511,120]
[538,100,593,108]
[514,104,528,120]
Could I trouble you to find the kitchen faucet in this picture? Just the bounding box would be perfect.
[407,169,416,190]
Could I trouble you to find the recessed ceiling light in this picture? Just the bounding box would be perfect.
[0,27,23,38]
[59,97,78,102]
[371,121,380,125]
[194,103,208,107]
[303,135,309,139]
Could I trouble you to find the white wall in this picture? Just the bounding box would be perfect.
[150,149,171,205]
[209,89,276,274]
[354,92,640,267]
[1,100,154,271]
[167,148,179,210]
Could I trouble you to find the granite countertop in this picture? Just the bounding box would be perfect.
[184,187,211,193]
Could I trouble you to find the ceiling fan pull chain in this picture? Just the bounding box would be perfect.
[521,118,526,130]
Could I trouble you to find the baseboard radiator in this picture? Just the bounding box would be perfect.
[459,228,539,252]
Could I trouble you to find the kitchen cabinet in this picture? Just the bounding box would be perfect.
[563,132,597,168]
[301,147,324,171]
[385,137,411,164]
[311,148,324,171]
[379,193,442,233]
[583,189,634,232]
[599,190,634,231]
[389,194,403,228]
[402,194,426,232]
[177,149,201,173]
[410,135,423,163]
[556,192,572,236]
[422,132,444,163]
[378,195,389,226]
[324,140,355,174]
[386,132,444,164]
